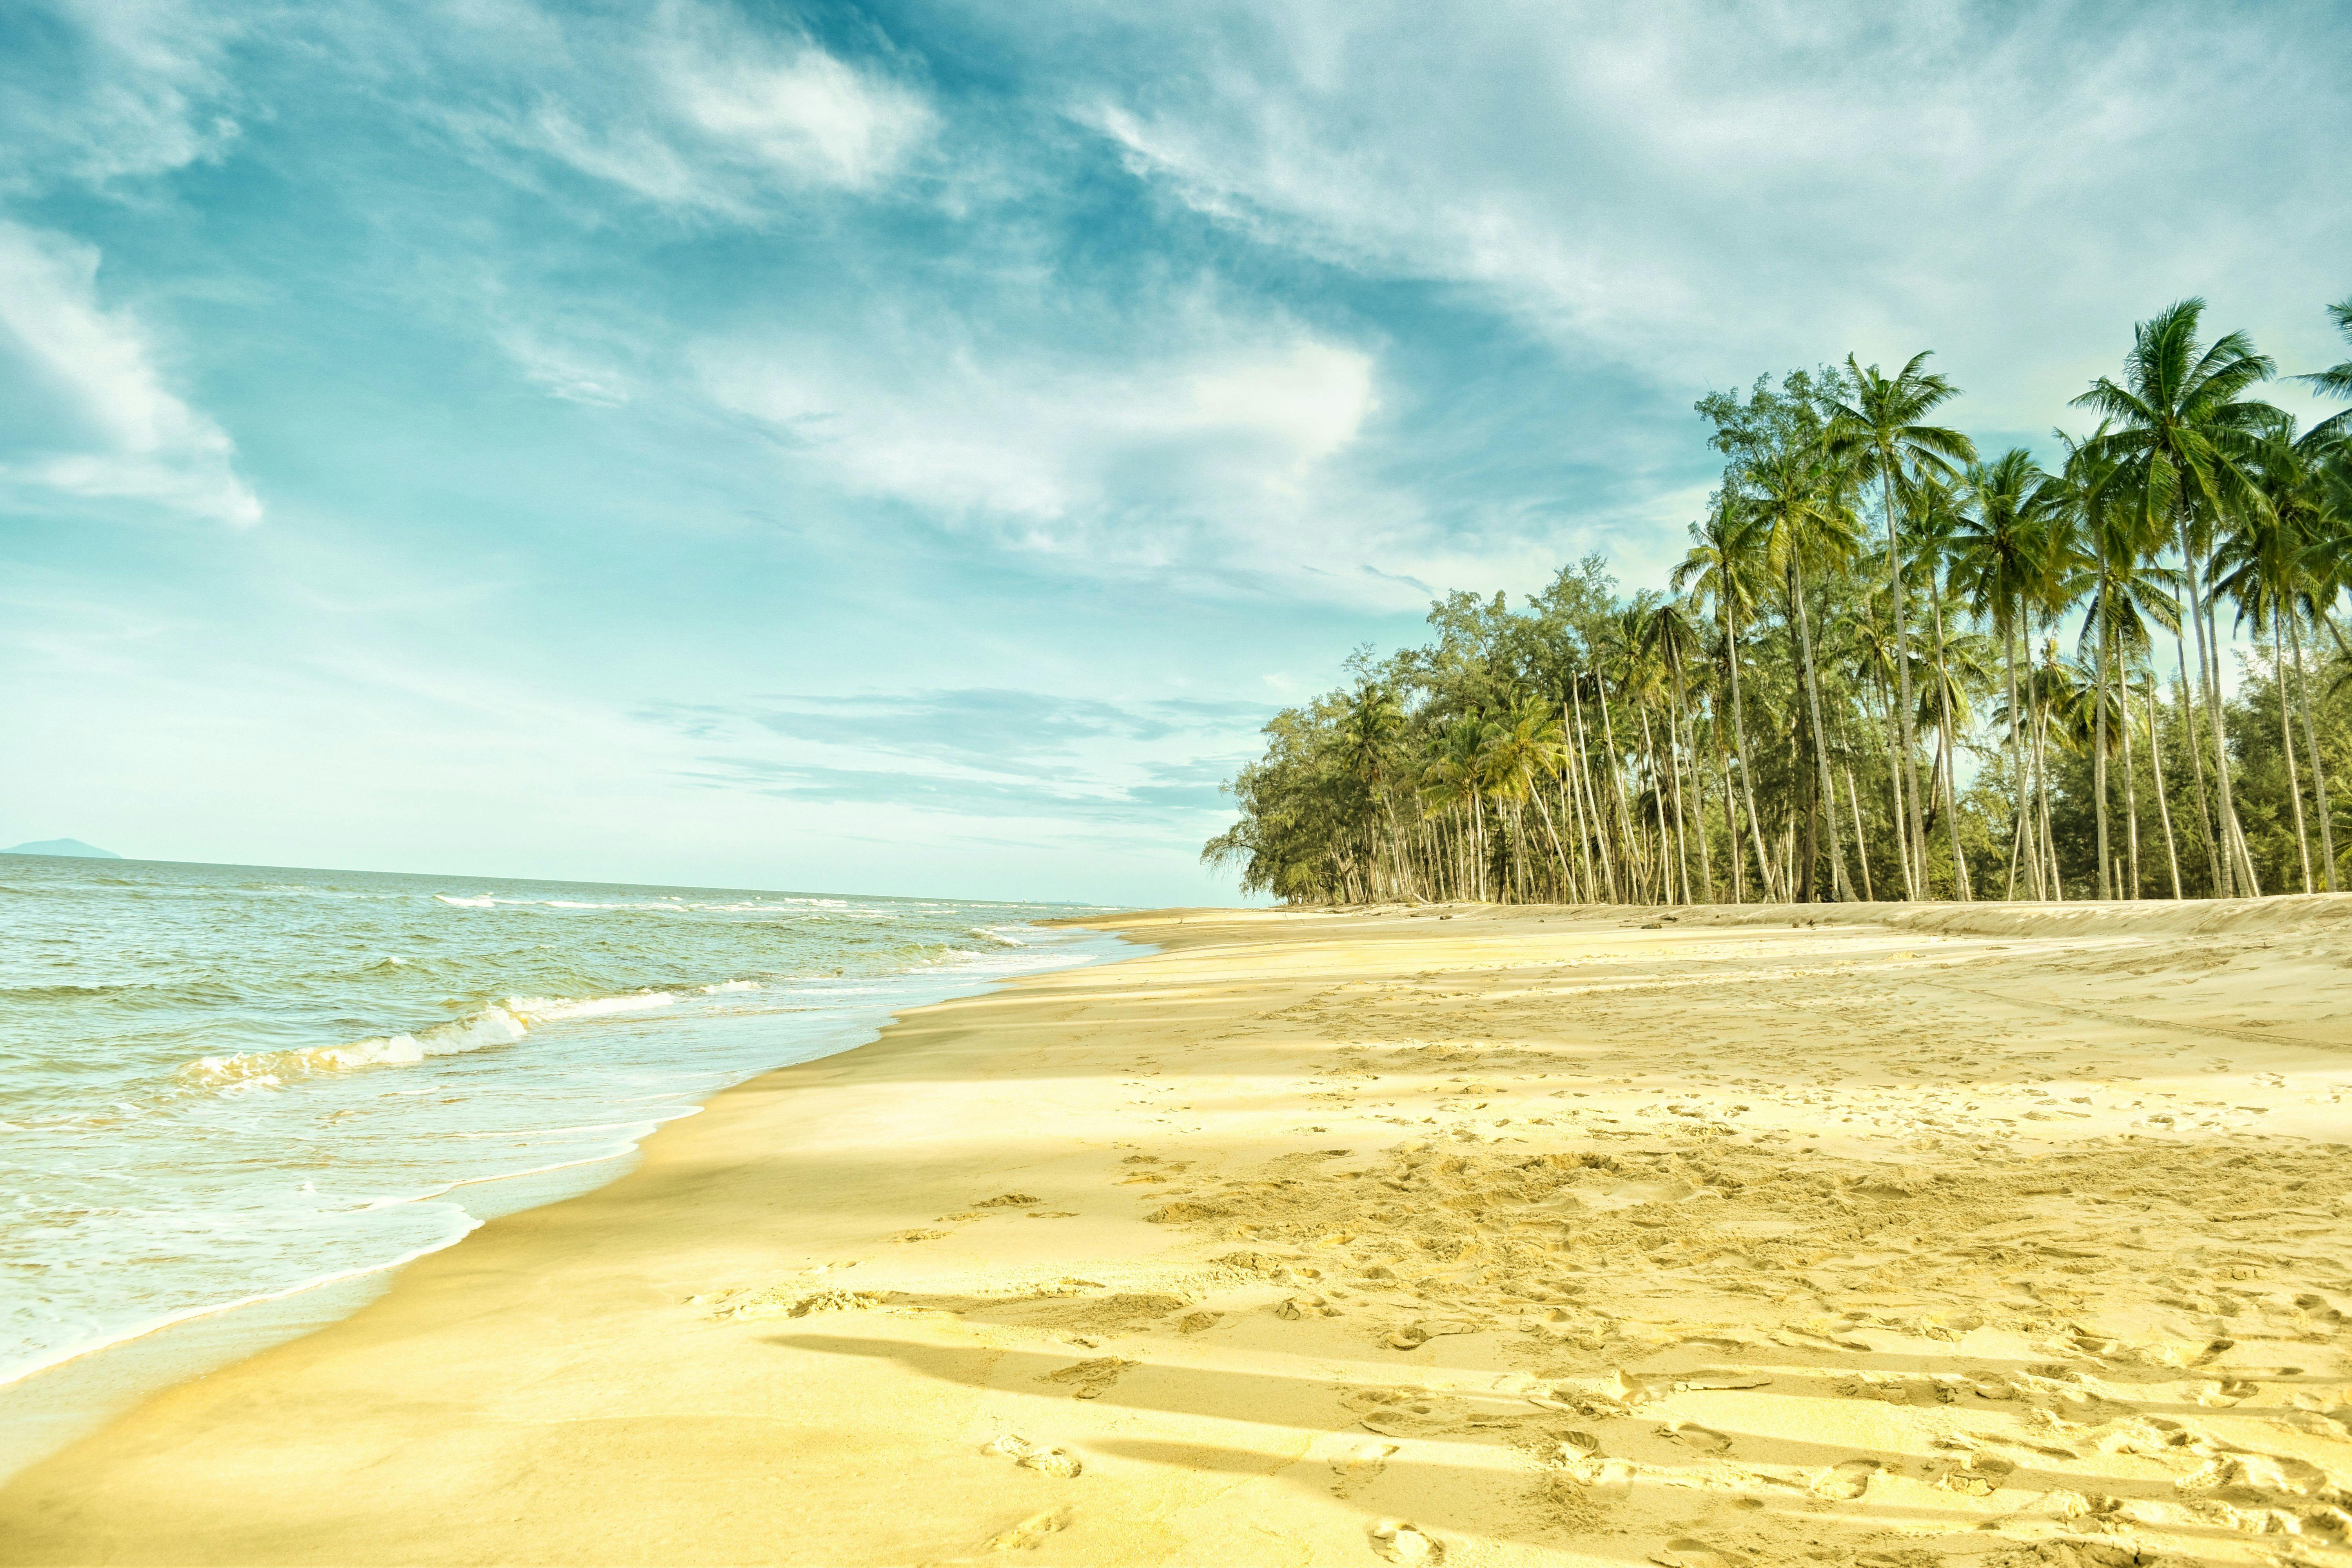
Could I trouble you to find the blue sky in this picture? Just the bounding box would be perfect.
[2,1,2347,904]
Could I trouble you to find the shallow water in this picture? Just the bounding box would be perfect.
[0,856,1102,1388]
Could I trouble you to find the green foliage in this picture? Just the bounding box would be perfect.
[1209,299,2352,906]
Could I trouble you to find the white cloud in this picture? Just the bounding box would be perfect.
[0,221,261,527]
[1072,0,2352,432]
[443,0,933,212]
[0,0,241,193]
[695,309,1398,589]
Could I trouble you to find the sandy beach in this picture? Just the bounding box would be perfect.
[7,898,2352,1567]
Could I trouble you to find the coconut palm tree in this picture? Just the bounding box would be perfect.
[2073,298,2281,897]
[1825,352,1978,896]
[1338,680,1414,899]
[1641,600,1713,902]
[2064,431,2184,898]
[1951,449,2058,897]
[1748,438,1863,900]
[1673,495,1777,898]
[2216,422,2343,891]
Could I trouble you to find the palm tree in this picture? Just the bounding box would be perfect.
[2216,423,2340,891]
[1338,680,1413,899]
[1951,449,2058,898]
[1642,600,1713,902]
[1673,495,1777,898]
[1749,439,1862,900]
[2073,298,2281,897]
[1826,352,1978,896]
[1483,698,1577,899]
[2065,431,2184,898]
[1906,477,1984,898]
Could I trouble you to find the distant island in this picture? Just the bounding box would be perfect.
[3,839,122,859]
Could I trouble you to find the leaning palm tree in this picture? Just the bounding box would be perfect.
[2072,298,2281,897]
[1825,353,1978,896]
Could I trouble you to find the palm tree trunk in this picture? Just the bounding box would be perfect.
[1569,691,1618,901]
[1928,730,1967,900]
[1719,742,1744,902]
[2288,616,2337,892]
[1595,684,1644,900]
[2145,673,2184,898]
[1927,585,1970,900]
[1560,747,1593,901]
[2120,673,2143,898]
[1723,613,1777,901]
[2094,617,2113,900]
[1880,681,1916,900]
[2180,515,2258,894]
[1670,664,1713,902]
[1530,778,1577,903]
[1880,465,1930,893]
[2030,668,2062,899]
[2275,619,2313,893]
[1789,557,1853,900]
[2171,628,2220,894]
[2002,619,2031,900]
[1639,703,1688,904]
[1844,766,1875,901]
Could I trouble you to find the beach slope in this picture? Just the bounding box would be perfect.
[6,900,2352,1566]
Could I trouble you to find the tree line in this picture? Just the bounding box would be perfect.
[1205,298,2352,906]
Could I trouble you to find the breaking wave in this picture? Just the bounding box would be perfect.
[174,989,702,1090]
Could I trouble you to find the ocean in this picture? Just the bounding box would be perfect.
[0,856,1109,1417]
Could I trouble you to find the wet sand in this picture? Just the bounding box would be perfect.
[5,898,2352,1566]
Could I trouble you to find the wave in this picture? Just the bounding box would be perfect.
[966,926,1027,947]
[179,1006,530,1088]
[172,987,714,1091]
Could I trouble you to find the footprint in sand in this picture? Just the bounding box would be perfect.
[1811,1458,1879,1500]
[985,1506,1072,1551]
[1648,1540,1746,1568]
[1039,1357,1132,1399]
[1368,1519,1445,1564]
[982,1434,1083,1478]
[1329,1441,1397,1499]
[1384,1319,1479,1350]
[1930,1453,2016,1495]
[1556,1430,1602,1460]
[1657,1420,1733,1454]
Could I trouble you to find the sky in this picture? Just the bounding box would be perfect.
[2,0,2347,905]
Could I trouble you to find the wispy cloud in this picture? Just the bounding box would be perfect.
[1067,0,2352,432]
[0,221,260,526]
[0,0,242,193]
[430,0,933,214]
[695,309,1385,577]
[643,688,1271,825]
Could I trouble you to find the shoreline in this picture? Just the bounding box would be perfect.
[0,925,1128,1490]
[5,898,2351,1565]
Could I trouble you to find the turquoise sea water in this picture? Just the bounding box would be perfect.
[0,856,1105,1390]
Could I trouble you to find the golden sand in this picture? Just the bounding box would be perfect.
[6,899,2352,1566]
